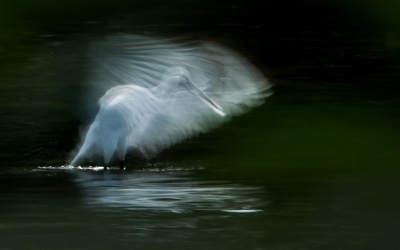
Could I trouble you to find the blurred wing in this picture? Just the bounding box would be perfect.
[89,35,272,158]
[89,35,192,92]
[129,90,225,159]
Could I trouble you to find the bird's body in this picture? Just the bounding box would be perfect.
[71,85,155,168]
[70,35,271,169]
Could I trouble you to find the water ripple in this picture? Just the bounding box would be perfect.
[73,169,267,213]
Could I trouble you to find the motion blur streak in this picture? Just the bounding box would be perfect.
[70,35,271,167]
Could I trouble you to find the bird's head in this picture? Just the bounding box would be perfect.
[160,67,226,117]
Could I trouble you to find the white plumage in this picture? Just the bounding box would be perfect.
[70,35,271,169]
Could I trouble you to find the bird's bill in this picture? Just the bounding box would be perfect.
[188,79,226,117]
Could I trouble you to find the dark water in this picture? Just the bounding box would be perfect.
[1,165,399,249]
[1,0,400,249]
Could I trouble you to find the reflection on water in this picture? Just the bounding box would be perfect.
[74,167,266,213]
[76,170,265,213]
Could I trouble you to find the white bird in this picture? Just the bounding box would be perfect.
[70,35,271,170]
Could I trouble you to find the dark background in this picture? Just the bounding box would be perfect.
[0,0,399,181]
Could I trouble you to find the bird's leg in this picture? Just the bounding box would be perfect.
[101,132,117,171]
[117,138,127,170]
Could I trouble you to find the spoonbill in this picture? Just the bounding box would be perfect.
[70,35,271,169]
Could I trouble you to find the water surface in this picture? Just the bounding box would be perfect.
[1,163,399,249]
